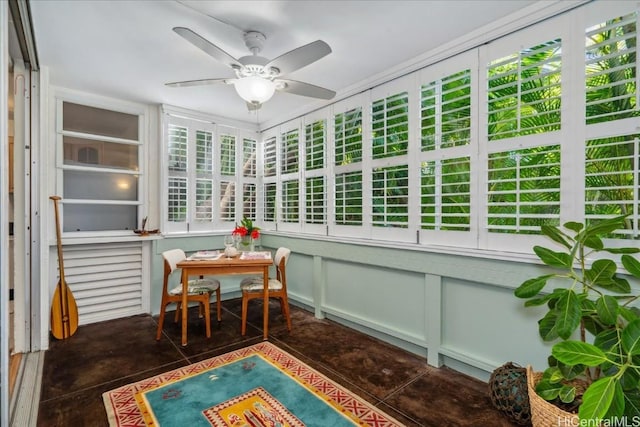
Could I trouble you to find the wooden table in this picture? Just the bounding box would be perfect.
[176,254,272,346]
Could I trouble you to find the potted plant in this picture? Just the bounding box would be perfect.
[514,215,640,424]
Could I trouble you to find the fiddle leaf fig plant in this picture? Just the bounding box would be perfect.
[514,215,640,422]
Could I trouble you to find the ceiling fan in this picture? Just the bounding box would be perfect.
[166,27,336,110]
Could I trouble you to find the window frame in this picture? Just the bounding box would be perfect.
[53,90,147,238]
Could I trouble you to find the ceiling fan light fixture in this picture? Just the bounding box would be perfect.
[234,76,276,104]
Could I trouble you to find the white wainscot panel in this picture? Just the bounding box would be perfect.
[284,254,314,306]
[323,260,426,345]
[441,278,551,371]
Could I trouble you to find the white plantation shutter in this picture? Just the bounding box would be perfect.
[335,108,363,165]
[304,118,327,230]
[242,183,257,219]
[371,92,409,158]
[421,157,471,231]
[219,181,235,221]
[219,134,236,175]
[305,176,325,225]
[263,182,277,222]
[585,12,638,124]
[281,129,299,174]
[168,125,188,172]
[195,179,213,221]
[196,130,213,174]
[487,39,562,140]
[335,171,363,226]
[421,70,471,151]
[242,138,257,178]
[585,134,640,238]
[372,165,409,228]
[487,145,561,234]
[419,67,473,238]
[167,177,187,222]
[306,120,325,170]
[281,179,299,223]
[263,136,277,178]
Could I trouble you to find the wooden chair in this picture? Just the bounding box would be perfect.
[156,248,222,340]
[240,247,292,336]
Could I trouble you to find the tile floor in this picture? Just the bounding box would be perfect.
[37,298,520,426]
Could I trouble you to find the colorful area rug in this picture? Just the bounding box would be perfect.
[103,341,403,426]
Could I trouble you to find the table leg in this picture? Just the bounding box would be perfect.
[181,269,188,346]
[263,265,269,340]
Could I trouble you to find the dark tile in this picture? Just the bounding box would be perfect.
[383,367,519,426]
[40,314,184,401]
[37,298,515,427]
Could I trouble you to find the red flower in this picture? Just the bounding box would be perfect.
[251,229,260,239]
[232,226,248,237]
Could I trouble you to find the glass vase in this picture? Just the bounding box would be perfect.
[238,236,255,252]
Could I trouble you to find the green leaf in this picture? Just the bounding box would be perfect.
[584,235,604,250]
[563,221,583,233]
[524,295,554,307]
[558,384,576,403]
[586,259,617,286]
[535,378,561,400]
[541,225,571,249]
[621,319,640,355]
[594,328,620,353]
[619,306,640,323]
[596,295,619,326]
[538,311,559,342]
[552,341,607,366]
[556,290,581,339]
[604,247,640,254]
[609,276,632,294]
[558,362,585,381]
[578,377,618,422]
[623,390,640,417]
[584,216,627,238]
[514,275,554,298]
[622,254,640,279]
[534,246,572,268]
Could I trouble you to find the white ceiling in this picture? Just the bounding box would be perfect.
[29,0,545,129]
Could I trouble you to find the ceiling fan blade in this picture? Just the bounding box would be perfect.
[173,27,243,69]
[265,40,331,75]
[165,78,231,88]
[276,79,336,100]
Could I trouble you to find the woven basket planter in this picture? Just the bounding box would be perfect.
[526,366,578,427]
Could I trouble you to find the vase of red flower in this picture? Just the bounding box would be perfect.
[232,217,260,252]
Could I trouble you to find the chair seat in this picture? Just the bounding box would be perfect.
[169,278,220,295]
[240,277,283,292]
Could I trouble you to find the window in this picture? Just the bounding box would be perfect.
[281,180,299,223]
[335,171,362,226]
[58,100,142,233]
[487,39,562,140]
[263,136,277,177]
[304,118,327,229]
[263,183,277,222]
[305,176,325,224]
[163,111,254,233]
[371,92,409,158]
[281,129,299,174]
[335,108,362,165]
[421,157,471,231]
[419,68,473,236]
[372,165,409,228]
[585,134,639,237]
[585,12,639,124]
[487,145,561,233]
